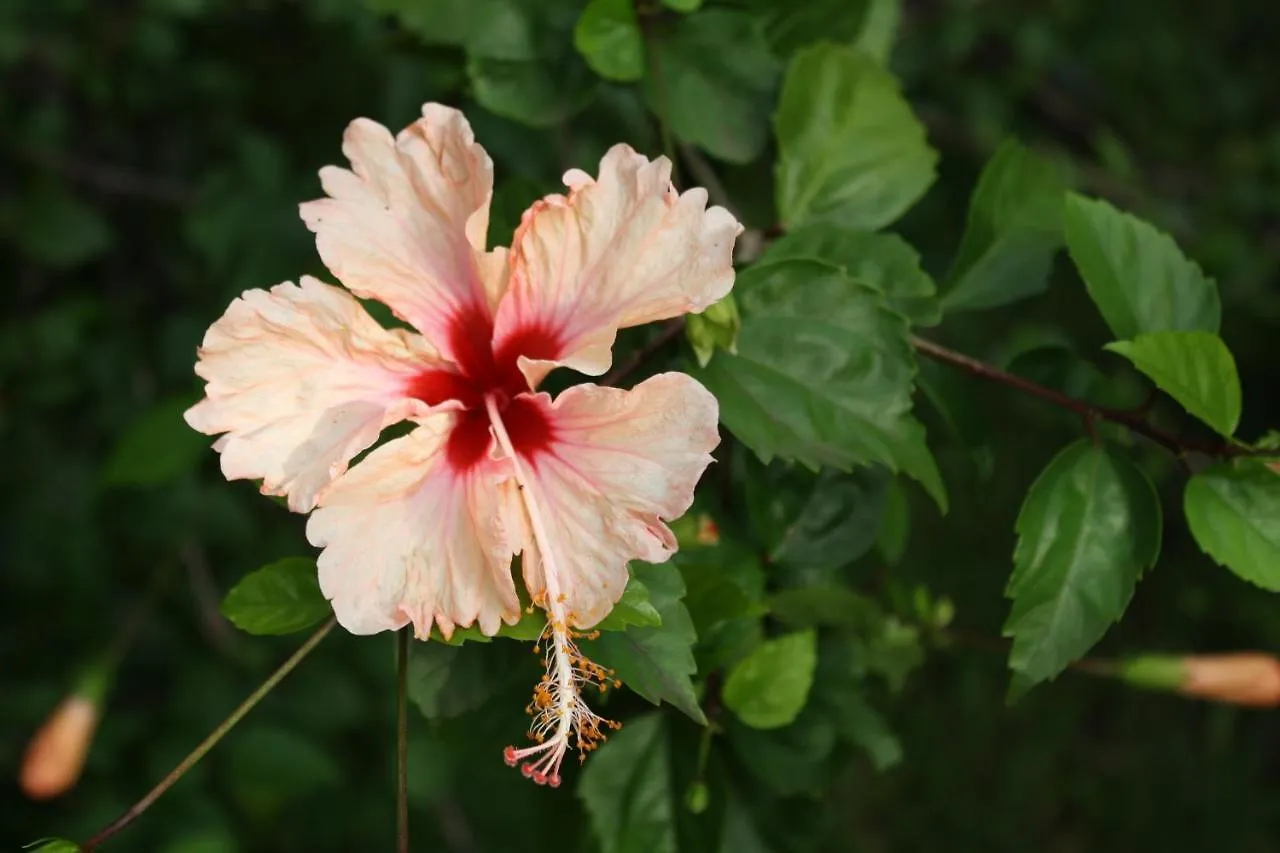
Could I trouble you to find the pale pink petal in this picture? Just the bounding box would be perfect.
[300,103,507,354]
[307,415,525,638]
[510,373,720,628]
[185,276,438,512]
[493,145,742,387]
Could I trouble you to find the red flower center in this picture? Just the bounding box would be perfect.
[404,304,561,471]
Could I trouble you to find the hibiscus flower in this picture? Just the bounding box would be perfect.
[185,103,741,785]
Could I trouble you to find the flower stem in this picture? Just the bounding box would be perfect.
[80,617,336,852]
[396,627,410,853]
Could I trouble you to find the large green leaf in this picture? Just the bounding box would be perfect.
[1064,193,1221,339]
[758,224,940,325]
[747,0,871,57]
[1185,462,1280,591]
[775,43,936,231]
[585,562,706,724]
[1004,441,1162,689]
[942,140,1068,312]
[578,714,676,853]
[574,0,644,82]
[220,558,330,636]
[722,630,818,729]
[468,56,597,128]
[694,259,946,511]
[1106,331,1241,438]
[644,10,780,163]
[770,468,889,574]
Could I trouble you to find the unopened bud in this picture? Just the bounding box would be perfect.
[21,662,111,800]
[1120,652,1280,707]
[685,294,740,367]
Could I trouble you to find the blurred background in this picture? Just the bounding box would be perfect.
[4,0,1280,850]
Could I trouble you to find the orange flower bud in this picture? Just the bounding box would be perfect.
[21,695,101,800]
[1179,653,1280,707]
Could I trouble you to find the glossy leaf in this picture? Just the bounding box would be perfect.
[1106,331,1242,437]
[694,260,946,511]
[759,224,940,325]
[574,0,645,82]
[775,43,936,231]
[723,630,818,729]
[1004,441,1162,689]
[578,714,676,853]
[942,140,1068,313]
[1185,462,1280,591]
[221,558,330,636]
[644,10,780,163]
[1065,193,1221,339]
[585,562,706,724]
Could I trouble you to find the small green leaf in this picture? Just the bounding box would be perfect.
[854,0,901,64]
[768,586,884,629]
[1106,331,1242,437]
[1185,462,1280,591]
[644,10,780,164]
[1064,193,1221,339]
[598,574,664,631]
[694,260,946,511]
[759,224,940,325]
[102,398,207,487]
[775,43,936,231]
[685,293,741,367]
[586,562,707,724]
[578,714,677,853]
[942,139,1068,313]
[23,840,80,852]
[220,558,330,636]
[661,0,701,10]
[574,0,645,82]
[723,630,818,729]
[1004,441,1162,689]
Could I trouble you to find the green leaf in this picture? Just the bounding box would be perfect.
[365,0,474,45]
[728,704,837,796]
[1064,193,1221,339]
[694,260,946,511]
[854,0,901,65]
[407,641,524,719]
[599,574,664,631]
[645,10,780,164]
[468,56,597,128]
[102,398,207,487]
[574,0,645,82]
[768,586,884,629]
[942,139,1068,313]
[723,630,818,729]
[661,0,702,10]
[876,476,910,564]
[770,468,888,572]
[834,691,901,770]
[23,841,80,853]
[759,224,940,325]
[748,0,871,57]
[1185,462,1280,591]
[1106,331,1242,437]
[775,43,937,231]
[578,714,676,853]
[1004,441,1162,689]
[220,558,330,636]
[586,562,707,724]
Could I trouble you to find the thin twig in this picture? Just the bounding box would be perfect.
[396,628,410,853]
[81,618,336,851]
[912,335,1261,459]
[602,319,686,387]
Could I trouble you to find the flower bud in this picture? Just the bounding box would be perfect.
[21,662,111,801]
[1120,652,1280,707]
[1180,653,1280,707]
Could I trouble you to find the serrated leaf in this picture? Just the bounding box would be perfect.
[759,224,940,325]
[775,42,937,231]
[645,10,780,164]
[723,630,818,729]
[578,714,676,853]
[942,139,1068,312]
[585,562,706,724]
[598,573,664,631]
[574,0,645,82]
[221,558,330,636]
[1064,193,1221,339]
[694,259,946,511]
[1106,331,1241,437]
[1185,462,1280,591]
[102,398,207,487]
[1004,441,1162,689]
